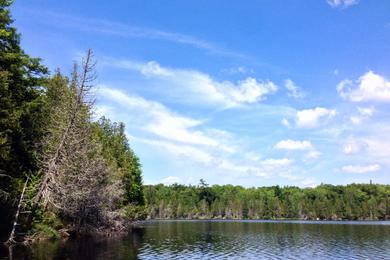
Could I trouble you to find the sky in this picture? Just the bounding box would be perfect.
[11,0,390,187]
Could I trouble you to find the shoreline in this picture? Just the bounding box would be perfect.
[139,218,390,224]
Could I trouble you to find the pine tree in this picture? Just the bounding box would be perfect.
[0,0,47,237]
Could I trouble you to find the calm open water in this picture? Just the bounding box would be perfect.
[1,220,390,259]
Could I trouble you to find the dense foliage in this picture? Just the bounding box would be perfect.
[0,0,47,238]
[1,0,390,245]
[145,181,390,220]
[92,117,145,207]
[0,1,144,242]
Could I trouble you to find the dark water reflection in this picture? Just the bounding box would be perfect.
[1,220,390,259]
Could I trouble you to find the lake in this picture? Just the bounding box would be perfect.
[1,220,390,259]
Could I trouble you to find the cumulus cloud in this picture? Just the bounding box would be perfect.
[327,0,359,8]
[295,107,336,128]
[102,59,278,108]
[284,79,305,98]
[275,139,313,150]
[337,71,390,102]
[275,140,321,161]
[341,164,381,173]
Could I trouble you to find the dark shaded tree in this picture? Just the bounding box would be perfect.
[0,0,47,239]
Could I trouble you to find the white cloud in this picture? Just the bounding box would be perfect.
[295,107,336,128]
[364,137,390,159]
[281,118,290,127]
[255,158,294,178]
[275,139,313,150]
[138,136,293,179]
[278,172,318,187]
[343,137,367,154]
[221,66,253,75]
[327,0,359,8]
[261,158,293,167]
[301,178,318,188]
[102,59,278,108]
[98,87,300,179]
[225,78,278,104]
[337,71,390,102]
[284,79,305,98]
[139,138,215,165]
[99,86,234,151]
[162,176,181,185]
[275,140,321,162]
[23,9,248,59]
[97,86,309,184]
[350,106,375,125]
[245,152,262,162]
[358,106,375,117]
[350,116,362,125]
[305,150,322,160]
[341,164,381,174]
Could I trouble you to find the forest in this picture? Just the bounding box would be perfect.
[1,0,390,247]
[0,1,145,243]
[145,181,390,221]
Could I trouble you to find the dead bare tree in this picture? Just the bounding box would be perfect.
[33,49,96,209]
[29,50,117,232]
[5,178,29,245]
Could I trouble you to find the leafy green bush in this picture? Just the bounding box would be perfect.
[31,223,59,240]
[123,205,147,221]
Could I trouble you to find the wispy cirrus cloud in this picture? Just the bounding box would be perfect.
[349,106,375,125]
[327,0,359,9]
[18,8,249,60]
[343,137,367,154]
[341,164,381,174]
[284,79,306,99]
[98,86,234,152]
[141,136,294,179]
[95,86,316,185]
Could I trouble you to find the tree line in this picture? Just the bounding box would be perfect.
[0,1,145,243]
[2,0,390,245]
[145,180,390,221]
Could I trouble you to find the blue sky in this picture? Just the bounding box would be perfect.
[12,0,390,187]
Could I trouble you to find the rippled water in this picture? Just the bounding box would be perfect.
[1,220,390,259]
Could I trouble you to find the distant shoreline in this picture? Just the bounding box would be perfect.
[137,219,390,225]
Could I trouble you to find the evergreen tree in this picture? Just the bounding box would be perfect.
[0,0,47,238]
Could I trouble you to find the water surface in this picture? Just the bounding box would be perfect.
[1,220,390,259]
